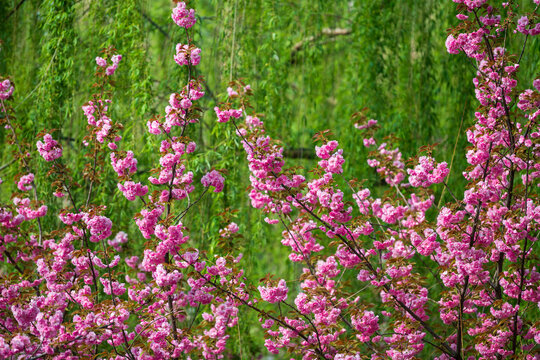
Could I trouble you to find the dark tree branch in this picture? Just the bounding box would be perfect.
[291,28,352,62]
[140,9,170,39]
[5,0,27,21]
[0,158,16,172]
[283,147,315,159]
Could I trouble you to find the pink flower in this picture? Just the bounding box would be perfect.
[533,78,540,92]
[180,98,192,109]
[226,222,239,233]
[135,206,163,239]
[111,54,122,64]
[174,44,202,67]
[105,65,117,76]
[258,279,288,303]
[95,57,107,67]
[351,311,379,342]
[117,181,148,201]
[14,197,47,219]
[102,54,121,76]
[227,87,239,97]
[172,2,196,28]
[517,16,530,34]
[363,137,376,147]
[354,119,377,130]
[17,173,34,191]
[319,150,345,174]
[201,170,225,193]
[407,156,449,187]
[315,140,339,160]
[36,134,62,161]
[110,151,138,177]
[100,278,126,296]
[83,213,113,242]
[445,35,460,54]
[215,107,242,123]
[11,300,39,328]
[108,231,128,251]
[0,79,14,99]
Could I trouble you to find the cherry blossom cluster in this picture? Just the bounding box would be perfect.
[110,150,138,177]
[0,79,14,100]
[147,83,204,134]
[36,133,63,161]
[258,279,288,303]
[407,156,450,188]
[0,2,249,356]
[217,86,434,357]
[172,1,196,28]
[69,3,245,359]
[13,197,47,220]
[82,99,122,145]
[213,2,539,358]
[215,106,243,123]
[117,181,148,201]
[201,169,225,193]
[215,93,305,227]
[0,1,538,359]
[16,173,34,192]
[174,43,201,66]
[516,14,540,36]
[95,54,123,76]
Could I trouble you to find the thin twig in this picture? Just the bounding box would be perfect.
[438,103,466,208]
[4,0,27,21]
[0,159,16,172]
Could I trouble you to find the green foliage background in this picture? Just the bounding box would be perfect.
[0,0,538,358]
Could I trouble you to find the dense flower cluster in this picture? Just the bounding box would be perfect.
[214,106,242,123]
[516,15,540,35]
[171,1,196,28]
[258,279,289,303]
[0,1,538,360]
[0,79,14,100]
[36,133,63,161]
[16,173,34,191]
[174,43,201,66]
[13,197,47,220]
[407,156,450,187]
[201,169,225,193]
[0,2,248,359]
[213,2,539,358]
[117,181,148,201]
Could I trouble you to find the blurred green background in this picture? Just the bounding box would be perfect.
[1,0,538,357]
